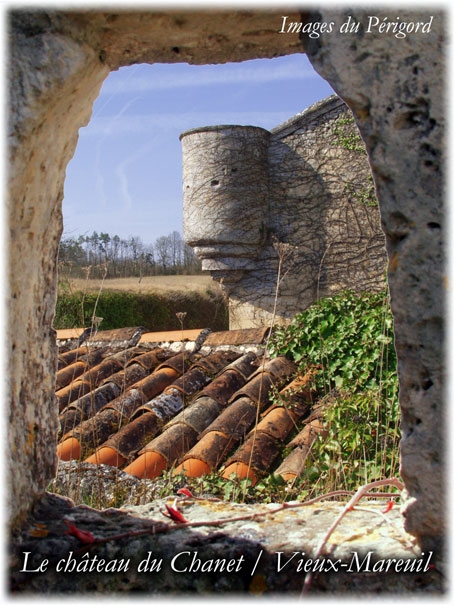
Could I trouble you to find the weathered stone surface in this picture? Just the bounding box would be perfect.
[9,490,443,595]
[303,8,445,553]
[8,17,109,530]
[7,7,445,562]
[6,8,302,529]
[182,96,386,328]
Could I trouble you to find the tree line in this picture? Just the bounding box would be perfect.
[58,230,202,279]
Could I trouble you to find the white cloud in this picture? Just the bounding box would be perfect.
[79,110,295,137]
[100,55,318,95]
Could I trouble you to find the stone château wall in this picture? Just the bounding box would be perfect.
[181,96,386,328]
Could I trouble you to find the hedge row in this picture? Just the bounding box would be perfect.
[54,289,229,332]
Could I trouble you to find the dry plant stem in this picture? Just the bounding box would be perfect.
[244,240,296,497]
[300,477,404,598]
[65,484,403,552]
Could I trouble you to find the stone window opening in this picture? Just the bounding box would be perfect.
[7,8,445,594]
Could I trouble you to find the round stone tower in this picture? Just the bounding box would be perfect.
[180,125,270,285]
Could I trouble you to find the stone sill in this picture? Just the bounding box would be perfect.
[9,492,444,595]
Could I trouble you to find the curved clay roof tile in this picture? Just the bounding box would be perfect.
[90,389,185,463]
[191,352,257,406]
[55,361,87,390]
[176,430,237,476]
[125,348,174,370]
[163,366,210,397]
[221,351,257,380]
[248,356,296,381]
[58,382,121,436]
[92,411,164,462]
[228,372,276,409]
[194,369,245,407]
[165,396,222,434]
[122,450,168,479]
[154,352,192,374]
[100,363,149,389]
[222,432,277,482]
[59,407,124,460]
[199,396,258,441]
[98,388,145,420]
[275,419,328,481]
[130,388,183,420]
[122,395,224,478]
[191,350,240,376]
[56,380,93,412]
[134,366,182,401]
[134,423,198,472]
[57,346,89,370]
[80,357,125,384]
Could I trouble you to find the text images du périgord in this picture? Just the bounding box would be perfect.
[279,15,434,39]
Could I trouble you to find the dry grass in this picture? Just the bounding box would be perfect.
[65,275,221,295]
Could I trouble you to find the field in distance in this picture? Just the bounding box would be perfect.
[64,274,222,295]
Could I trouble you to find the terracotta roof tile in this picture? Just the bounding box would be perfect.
[55,327,324,490]
[204,327,269,346]
[56,328,85,342]
[139,329,204,343]
[57,345,89,369]
[83,326,149,345]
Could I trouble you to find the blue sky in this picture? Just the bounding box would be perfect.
[63,52,334,245]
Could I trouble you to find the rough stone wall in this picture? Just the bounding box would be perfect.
[8,16,109,528]
[182,96,386,328]
[7,8,302,530]
[6,7,445,557]
[303,9,445,552]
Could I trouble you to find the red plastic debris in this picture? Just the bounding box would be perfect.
[64,519,96,544]
[177,487,194,498]
[162,499,188,524]
[382,500,395,514]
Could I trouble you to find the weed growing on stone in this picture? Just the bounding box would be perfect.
[269,288,400,496]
